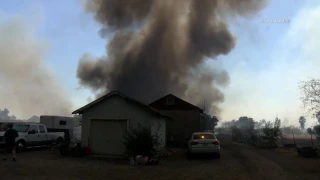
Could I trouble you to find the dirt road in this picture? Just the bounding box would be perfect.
[0,135,319,180]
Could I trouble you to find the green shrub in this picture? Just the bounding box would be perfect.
[123,124,160,157]
[262,119,282,146]
[231,116,256,144]
[313,125,320,141]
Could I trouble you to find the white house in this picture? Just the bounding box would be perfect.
[72,91,170,157]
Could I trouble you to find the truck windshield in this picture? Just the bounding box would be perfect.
[13,125,30,132]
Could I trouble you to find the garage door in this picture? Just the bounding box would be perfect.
[89,119,127,156]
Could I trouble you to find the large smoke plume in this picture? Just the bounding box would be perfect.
[0,16,72,119]
[78,0,268,115]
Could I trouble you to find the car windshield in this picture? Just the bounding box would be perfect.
[13,125,30,132]
[193,134,215,140]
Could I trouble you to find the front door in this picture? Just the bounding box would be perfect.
[27,125,40,146]
[38,125,48,145]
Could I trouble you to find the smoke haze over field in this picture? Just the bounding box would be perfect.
[77,0,269,115]
[0,16,73,119]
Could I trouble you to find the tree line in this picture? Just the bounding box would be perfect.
[216,78,320,144]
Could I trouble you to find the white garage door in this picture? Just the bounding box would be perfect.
[89,119,127,156]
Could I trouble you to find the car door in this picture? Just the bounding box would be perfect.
[27,125,40,146]
[38,125,49,145]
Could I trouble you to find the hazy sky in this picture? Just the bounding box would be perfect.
[0,0,319,127]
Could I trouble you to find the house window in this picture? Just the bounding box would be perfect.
[166,96,175,105]
[59,120,67,125]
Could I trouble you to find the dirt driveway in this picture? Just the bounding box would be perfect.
[0,135,319,180]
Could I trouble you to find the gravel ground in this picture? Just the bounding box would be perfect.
[0,135,319,180]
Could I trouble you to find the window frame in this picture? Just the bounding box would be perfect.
[59,120,67,126]
[38,125,46,133]
[28,125,39,133]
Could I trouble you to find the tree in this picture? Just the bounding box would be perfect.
[200,114,219,131]
[255,119,266,129]
[231,116,256,144]
[307,125,320,142]
[314,125,320,141]
[316,111,320,124]
[211,116,219,129]
[220,120,236,128]
[282,126,303,135]
[274,117,281,129]
[262,118,282,146]
[216,120,235,134]
[299,78,320,117]
[298,116,306,130]
[0,108,18,120]
[199,99,219,131]
[237,116,255,131]
[307,127,313,134]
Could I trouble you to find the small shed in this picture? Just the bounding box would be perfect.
[72,91,170,157]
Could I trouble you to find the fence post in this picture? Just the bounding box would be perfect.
[281,134,284,147]
[292,129,296,145]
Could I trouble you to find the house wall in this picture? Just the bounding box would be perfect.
[156,109,201,145]
[80,95,166,149]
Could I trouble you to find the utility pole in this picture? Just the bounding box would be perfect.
[292,129,296,145]
[309,127,314,146]
[311,131,314,146]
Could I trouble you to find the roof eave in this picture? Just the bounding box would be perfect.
[150,93,204,112]
[72,110,81,114]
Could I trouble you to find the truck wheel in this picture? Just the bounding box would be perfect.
[16,140,26,153]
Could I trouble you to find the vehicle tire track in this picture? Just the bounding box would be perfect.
[224,142,287,180]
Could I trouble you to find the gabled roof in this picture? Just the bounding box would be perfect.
[149,94,203,113]
[72,91,172,120]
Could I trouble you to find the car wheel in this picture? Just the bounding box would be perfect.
[16,140,26,153]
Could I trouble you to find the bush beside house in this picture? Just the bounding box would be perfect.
[124,124,161,157]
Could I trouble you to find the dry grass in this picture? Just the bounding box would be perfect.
[0,135,319,180]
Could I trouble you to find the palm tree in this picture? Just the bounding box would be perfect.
[299,116,306,130]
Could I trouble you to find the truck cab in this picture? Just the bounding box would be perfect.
[0,123,64,152]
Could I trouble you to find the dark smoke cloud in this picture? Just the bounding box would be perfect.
[78,0,268,115]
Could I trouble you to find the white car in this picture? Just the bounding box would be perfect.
[187,132,220,158]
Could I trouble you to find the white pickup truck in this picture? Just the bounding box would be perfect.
[0,123,64,152]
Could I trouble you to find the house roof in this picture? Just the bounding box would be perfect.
[72,91,172,120]
[149,94,203,113]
